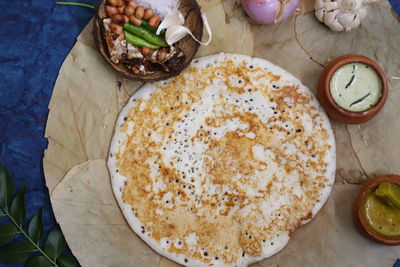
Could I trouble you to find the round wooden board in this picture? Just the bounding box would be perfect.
[44,1,400,266]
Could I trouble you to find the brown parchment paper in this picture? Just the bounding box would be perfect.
[44,1,400,266]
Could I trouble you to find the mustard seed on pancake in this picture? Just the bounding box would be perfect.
[108,53,336,266]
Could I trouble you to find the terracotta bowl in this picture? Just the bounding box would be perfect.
[317,54,388,124]
[93,0,203,82]
[353,174,400,245]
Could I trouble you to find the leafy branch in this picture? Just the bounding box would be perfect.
[55,1,96,9]
[0,166,78,267]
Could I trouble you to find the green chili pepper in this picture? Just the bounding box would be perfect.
[141,20,166,35]
[123,23,169,47]
[124,31,160,50]
[141,20,156,32]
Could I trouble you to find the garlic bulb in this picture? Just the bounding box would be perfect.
[315,0,368,32]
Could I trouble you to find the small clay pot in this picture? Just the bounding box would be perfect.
[353,174,400,245]
[317,54,388,124]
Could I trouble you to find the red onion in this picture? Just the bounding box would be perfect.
[241,0,300,24]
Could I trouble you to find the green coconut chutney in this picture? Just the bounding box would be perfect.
[330,63,382,112]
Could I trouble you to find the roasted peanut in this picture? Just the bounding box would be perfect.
[129,15,142,26]
[110,23,123,34]
[105,5,119,17]
[157,48,167,61]
[149,15,160,27]
[123,5,135,16]
[135,6,145,19]
[107,0,118,7]
[118,6,125,13]
[112,14,126,25]
[123,15,129,24]
[141,46,153,56]
[143,8,153,19]
[128,0,138,8]
[115,0,125,7]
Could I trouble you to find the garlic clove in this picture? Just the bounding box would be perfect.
[165,13,212,46]
[315,8,325,21]
[337,13,355,28]
[358,8,367,20]
[324,2,338,11]
[165,25,189,45]
[324,9,340,23]
[156,12,185,35]
[337,10,365,32]
[350,15,361,30]
[327,20,345,31]
[314,0,325,10]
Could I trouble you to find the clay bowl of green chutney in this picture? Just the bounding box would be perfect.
[353,175,400,245]
[317,54,388,124]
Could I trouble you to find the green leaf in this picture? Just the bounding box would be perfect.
[45,226,66,261]
[10,183,26,226]
[0,240,37,263]
[56,1,96,9]
[0,224,19,246]
[0,166,15,210]
[28,209,43,244]
[27,255,54,267]
[57,253,79,267]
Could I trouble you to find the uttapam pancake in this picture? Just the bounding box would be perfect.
[107,53,336,267]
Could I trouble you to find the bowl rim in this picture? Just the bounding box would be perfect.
[353,174,400,245]
[322,54,388,118]
[93,0,203,82]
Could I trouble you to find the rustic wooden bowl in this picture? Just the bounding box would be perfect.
[353,174,400,246]
[93,0,203,82]
[317,54,388,124]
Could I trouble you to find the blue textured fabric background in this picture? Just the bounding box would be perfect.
[0,1,399,266]
[0,1,97,266]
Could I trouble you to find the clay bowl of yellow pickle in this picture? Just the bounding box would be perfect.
[353,175,400,245]
[317,54,388,124]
